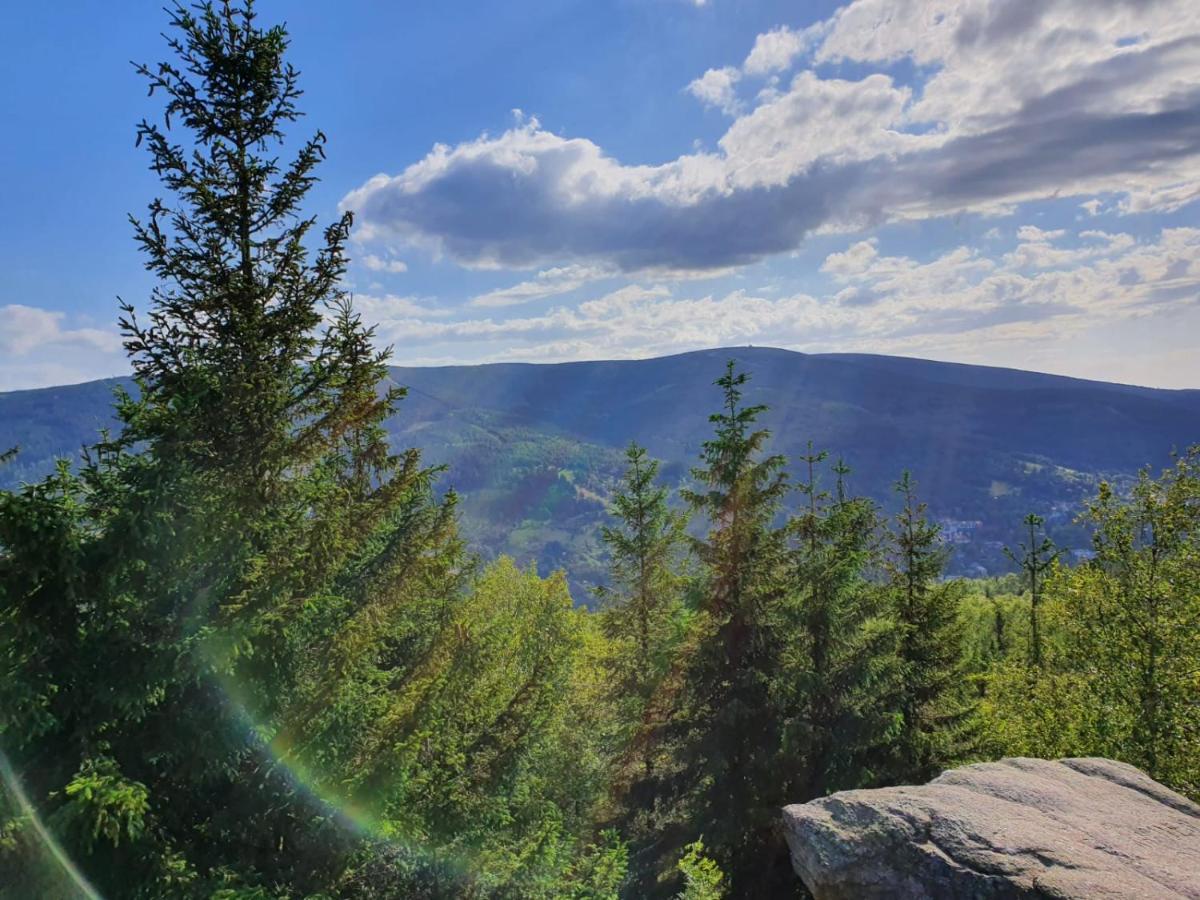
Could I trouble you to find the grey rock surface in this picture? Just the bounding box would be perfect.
[782,757,1200,899]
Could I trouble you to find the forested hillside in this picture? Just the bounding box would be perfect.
[4,349,1198,594]
[2,4,1198,899]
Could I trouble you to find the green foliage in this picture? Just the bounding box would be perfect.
[884,473,974,782]
[981,449,1200,798]
[598,443,688,668]
[958,589,1030,682]
[0,4,617,897]
[1004,513,1060,667]
[58,757,150,852]
[674,840,725,900]
[780,452,899,801]
[652,361,792,893]
[597,443,688,780]
[565,830,629,899]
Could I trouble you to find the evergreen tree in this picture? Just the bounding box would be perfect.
[1004,513,1059,668]
[655,361,791,895]
[884,472,971,782]
[781,452,898,801]
[0,4,593,896]
[992,600,1009,659]
[597,443,688,723]
[674,840,726,900]
[595,444,688,890]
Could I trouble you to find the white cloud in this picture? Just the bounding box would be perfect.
[687,66,742,115]
[821,239,879,277]
[1015,225,1066,242]
[0,305,126,391]
[743,25,813,77]
[352,293,449,321]
[360,253,408,274]
[695,22,824,116]
[817,0,1200,135]
[0,305,121,356]
[371,226,1198,387]
[345,0,1200,273]
[469,264,610,308]
[718,71,917,186]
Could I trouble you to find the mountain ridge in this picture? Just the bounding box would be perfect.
[12,344,1197,395]
[3,347,1198,596]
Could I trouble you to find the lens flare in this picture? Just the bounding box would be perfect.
[205,651,476,884]
[0,750,103,900]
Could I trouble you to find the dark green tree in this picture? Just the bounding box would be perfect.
[884,472,971,782]
[0,3,458,895]
[782,452,898,801]
[1004,513,1059,668]
[652,361,791,895]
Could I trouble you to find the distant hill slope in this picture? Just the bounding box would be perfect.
[3,348,1198,597]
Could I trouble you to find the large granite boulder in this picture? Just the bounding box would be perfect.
[782,757,1200,899]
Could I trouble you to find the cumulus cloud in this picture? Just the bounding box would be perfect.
[469,264,610,308]
[0,305,121,356]
[0,304,126,391]
[1015,225,1066,242]
[687,66,742,115]
[821,239,879,277]
[743,25,816,76]
[344,0,1200,274]
[371,226,1199,381]
[360,253,408,274]
[692,23,822,112]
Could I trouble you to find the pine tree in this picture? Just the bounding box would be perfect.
[884,472,971,782]
[1004,512,1059,668]
[597,442,687,778]
[0,3,458,894]
[599,444,688,699]
[659,361,791,895]
[1,5,631,897]
[782,452,898,801]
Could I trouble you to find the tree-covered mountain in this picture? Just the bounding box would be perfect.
[4,347,1197,595]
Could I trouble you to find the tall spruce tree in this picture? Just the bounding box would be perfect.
[654,361,791,896]
[0,5,632,896]
[884,472,971,782]
[782,452,898,801]
[597,443,688,774]
[1004,513,1059,668]
[0,3,460,895]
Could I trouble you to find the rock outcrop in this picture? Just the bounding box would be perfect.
[782,757,1200,899]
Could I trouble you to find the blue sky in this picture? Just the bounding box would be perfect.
[2,0,1199,390]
